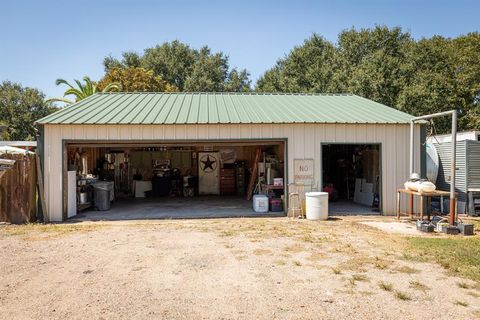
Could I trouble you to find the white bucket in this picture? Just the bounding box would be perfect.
[253,194,269,213]
[305,192,329,220]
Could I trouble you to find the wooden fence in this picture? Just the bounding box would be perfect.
[0,154,37,223]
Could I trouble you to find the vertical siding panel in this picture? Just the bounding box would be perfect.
[218,125,230,140]
[316,124,325,188]
[229,125,240,139]
[250,125,261,139]
[164,125,175,140]
[304,124,315,159]
[324,124,336,142]
[150,125,162,140]
[272,125,283,139]
[238,125,250,139]
[184,125,196,140]
[286,125,295,184]
[366,124,376,142]
[197,125,208,139]
[131,125,142,140]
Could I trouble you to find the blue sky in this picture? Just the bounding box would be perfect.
[0,0,478,98]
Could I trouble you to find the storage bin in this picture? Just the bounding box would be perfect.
[269,197,283,212]
[253,195,269,213]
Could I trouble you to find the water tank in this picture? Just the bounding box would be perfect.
[305,192,329,220]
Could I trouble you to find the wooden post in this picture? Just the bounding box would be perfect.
[246,147,261,201]
[35,154,48,222]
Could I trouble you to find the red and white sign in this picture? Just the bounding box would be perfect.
[294,159,314,185]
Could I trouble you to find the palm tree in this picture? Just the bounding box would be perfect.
[46,76,121,105]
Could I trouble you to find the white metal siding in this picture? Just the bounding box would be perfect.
[43,123,421,221]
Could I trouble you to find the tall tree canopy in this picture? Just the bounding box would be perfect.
[97,67,178,93]
[0,81,57,140]
[257,27,480,132]
[103,40,251,92]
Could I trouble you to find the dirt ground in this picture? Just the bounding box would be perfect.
[1,217,479,320]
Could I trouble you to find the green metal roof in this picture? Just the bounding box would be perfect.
[37,92,413,125]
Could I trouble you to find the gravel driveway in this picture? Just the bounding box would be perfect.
[0,217,478,319]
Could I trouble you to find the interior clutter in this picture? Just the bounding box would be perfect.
[322,144,380,211]
[66,143,285,216]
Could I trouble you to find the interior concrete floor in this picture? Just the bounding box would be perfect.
[71,196,285,221]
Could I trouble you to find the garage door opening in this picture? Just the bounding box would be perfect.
[322,144,381,214]
[64,140,286,220]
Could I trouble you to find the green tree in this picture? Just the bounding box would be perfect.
[104,40,251,92]
[224,68,252,92]
[256,26,480,132]
[184,47,229,92]
[104,51,142,71]
[0,81,57,140]
[141,41,197,90]
[256,34,337,93]
[97,67,178,92]
[336,26,413,107]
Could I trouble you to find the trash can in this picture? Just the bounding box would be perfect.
[95,181,114,201]
[305,192,328,220]
[93,184,111,211]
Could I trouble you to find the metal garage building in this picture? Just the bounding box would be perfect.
[36,92,421,222]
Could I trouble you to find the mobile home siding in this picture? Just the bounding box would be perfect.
[42,123,421,221]
[467,140,480,189]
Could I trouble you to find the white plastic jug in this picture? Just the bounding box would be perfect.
[253,195,269,213]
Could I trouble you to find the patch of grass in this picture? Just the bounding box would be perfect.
[293,260,302,266]
[378,281,393,292]
[219,230,236,237]
[349,274,369,286]
[307,252,325,262]
[373,256,392,269]
[409,280,430,291]
[395,266,420,274]
[274,259,286,266]
[0,223,105,239]
[453,300,469,307]
[405,236,480,282]
[394,290,411,301]
[253,249,271,256]
[338,257,370,272]
[457,281,471,289]
[467,291,480,298]
[332,267,342,275]
[283,244,305,253]
[301,234,316,243]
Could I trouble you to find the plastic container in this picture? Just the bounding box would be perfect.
[95,181,114,201]
[305,192,328,220]
[253,194,269,213]
[458,223,474,236]
[93,185,111,211]
[269,197,283,212]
